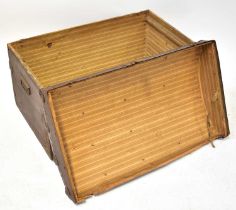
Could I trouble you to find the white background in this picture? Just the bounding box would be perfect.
[0,0,235,209]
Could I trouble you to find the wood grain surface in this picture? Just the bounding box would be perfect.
[48,43,228,202]
[8,10,229,203]
[9,10,192,87]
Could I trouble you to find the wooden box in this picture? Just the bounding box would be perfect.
[8,10,229,203]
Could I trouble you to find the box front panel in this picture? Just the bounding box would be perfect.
[47,43,228,202]
[48,45,207,200]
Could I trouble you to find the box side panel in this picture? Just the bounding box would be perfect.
[198,41,229,138]
[145,22,181,55]
[8,48,53,159]
[46,43,229,203]
[146,10,193,47]
[9,11,147,88]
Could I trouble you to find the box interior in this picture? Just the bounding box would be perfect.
[9,10,192,87]
[48,43,228,202]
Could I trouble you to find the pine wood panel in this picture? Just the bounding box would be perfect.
[48,46,211,202]
[9,10,192,88]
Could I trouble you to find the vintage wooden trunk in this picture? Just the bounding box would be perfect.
[8,10,229,203]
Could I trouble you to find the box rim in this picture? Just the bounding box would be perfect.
[42,41,212,93]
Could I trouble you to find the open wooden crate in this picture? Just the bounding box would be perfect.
[8,10,229,203]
